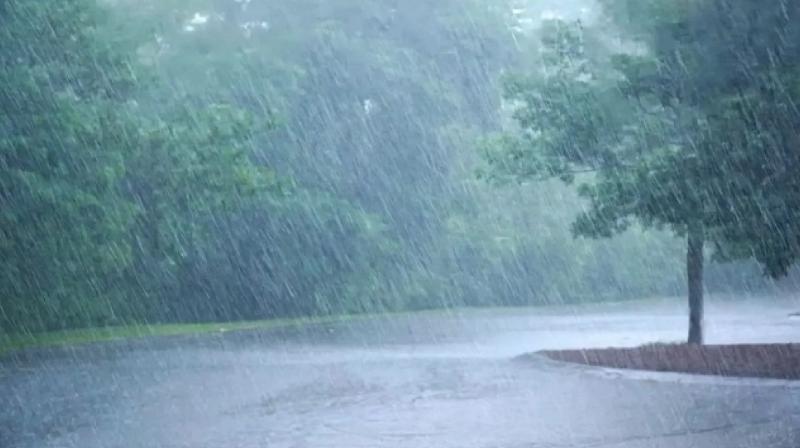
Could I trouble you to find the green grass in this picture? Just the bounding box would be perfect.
[0,300,665,356]
[0,314,370,356]
[0,306,488,355]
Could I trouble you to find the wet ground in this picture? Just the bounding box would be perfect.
[2,299,800,447]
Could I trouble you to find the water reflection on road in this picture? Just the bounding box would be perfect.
[2,299,799,447]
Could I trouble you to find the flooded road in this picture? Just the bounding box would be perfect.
[2,299,800,447]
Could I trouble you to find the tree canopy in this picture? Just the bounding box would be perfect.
[484,0,800,342]
[2,0,796,337]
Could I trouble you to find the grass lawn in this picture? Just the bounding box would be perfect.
[0,300,686,356]
[0,314,368,356]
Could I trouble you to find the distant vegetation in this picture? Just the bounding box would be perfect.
[1,0,797,337]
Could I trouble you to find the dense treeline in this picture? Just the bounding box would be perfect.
[1,0,796,335]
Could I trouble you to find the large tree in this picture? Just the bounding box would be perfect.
[484,1,800,343]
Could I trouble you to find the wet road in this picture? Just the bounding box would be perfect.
[2,299,800,447]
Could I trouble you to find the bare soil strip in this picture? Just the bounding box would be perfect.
[539,343,800,380]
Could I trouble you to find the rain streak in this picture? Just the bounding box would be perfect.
[1,1,799,447]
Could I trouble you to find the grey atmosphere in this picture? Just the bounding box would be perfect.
[2,0,800,447]
[3,300,800,447]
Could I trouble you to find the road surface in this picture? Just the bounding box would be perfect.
[2,299,799,447]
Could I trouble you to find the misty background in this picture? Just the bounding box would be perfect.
[2,0,798,335]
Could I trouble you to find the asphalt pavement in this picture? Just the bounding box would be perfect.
[2,299,799,447]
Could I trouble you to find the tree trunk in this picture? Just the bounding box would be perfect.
[687,222,704,345]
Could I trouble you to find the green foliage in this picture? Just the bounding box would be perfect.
[4,0,795,338]
[485,1,800,279]
[0,0,278,332]
[0,0,137,330]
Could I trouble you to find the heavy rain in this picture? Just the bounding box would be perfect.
[1,0,799,447]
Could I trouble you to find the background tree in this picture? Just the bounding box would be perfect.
[0,0,138,331]
[0,0,278,331]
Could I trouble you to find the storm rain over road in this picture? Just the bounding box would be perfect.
[3,301,800,447]
[3,0,800,447]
